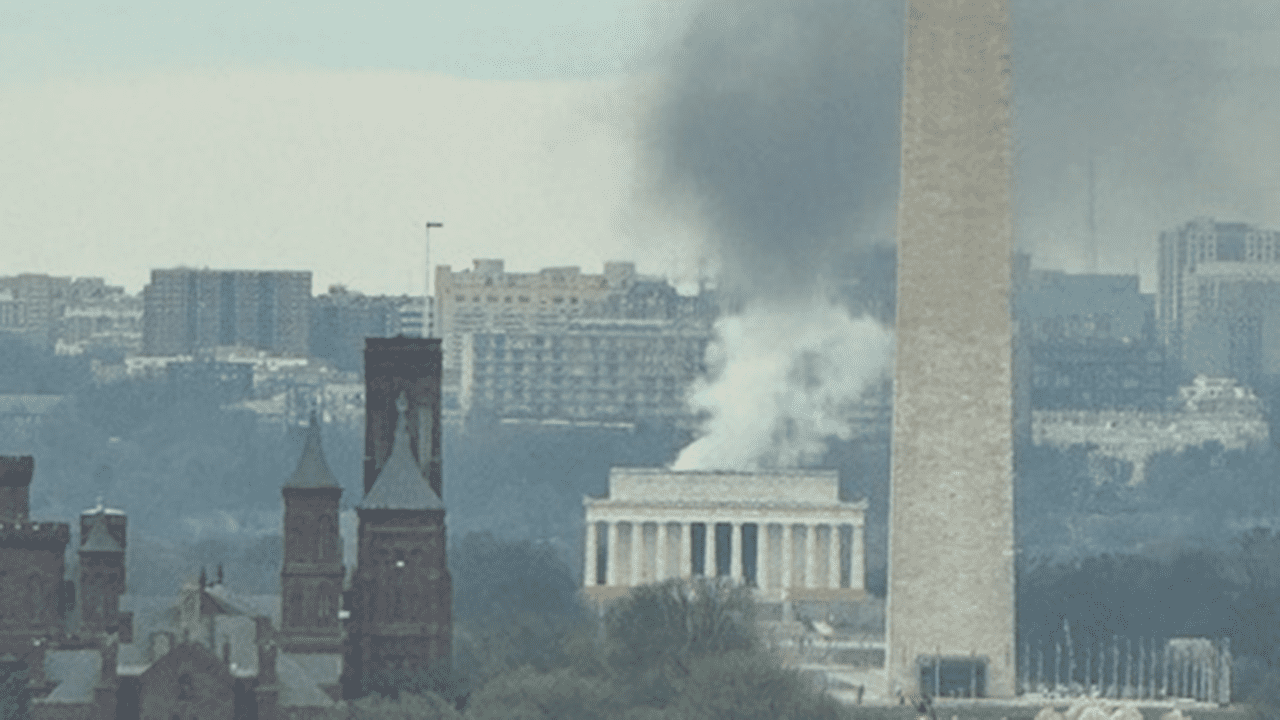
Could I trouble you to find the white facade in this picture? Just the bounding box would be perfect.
[1033,375,1269,484]
[583,468,867,602]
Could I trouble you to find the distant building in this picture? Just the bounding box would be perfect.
[142,269,311,357]
[1018,270,1166,410]
[583,468,867,604]
[436,259,716,422]
[57,286,143,356]
[309,286,430,372]
[462,318,709,425]
[1158,218,1280,387]
[0,274,139,350]
[1033,375,1269,484]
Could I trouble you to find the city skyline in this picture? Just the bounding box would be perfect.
[4,2,1280,297]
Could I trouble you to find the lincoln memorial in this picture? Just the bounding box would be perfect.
[582,468,867,603]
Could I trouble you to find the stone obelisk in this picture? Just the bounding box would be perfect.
[886,0,1017,699]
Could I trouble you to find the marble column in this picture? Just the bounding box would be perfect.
[827,524,841,589]
[804,524,817,589]
[680,522,692,579]
[606,521,621,586]
[729,522,742,582]
[584,520,598,586]
[701,523,714,577]
[750,523,761,587]
[630,521,644,586]
[655,522,667,581]
[851,523,865,590]
[781,524,793,589]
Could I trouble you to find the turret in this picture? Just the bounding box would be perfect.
[280,412,344,654]
[78,505,126,635]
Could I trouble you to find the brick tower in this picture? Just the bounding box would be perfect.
[886,0,1018,699]
[354,394,451,680]
[0,455,71,693]
[363,338,443,498]
[78,505,127,635]
[280,412,345,654]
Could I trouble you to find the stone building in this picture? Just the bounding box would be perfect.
[582,468,867,605]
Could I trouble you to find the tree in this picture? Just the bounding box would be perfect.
[672,650,844,720]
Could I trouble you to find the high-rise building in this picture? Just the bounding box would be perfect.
[887,0,1017,699]
[1158,218,1280,388]
[309,286,429,372]
[0,274,135,349]
[1019,270,1166,410]
[437,260,716,422]
[435,260,652,412]
[142,268,311,357]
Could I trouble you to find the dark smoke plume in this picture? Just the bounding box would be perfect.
[643,0,903,303]
[644,0,1280,284]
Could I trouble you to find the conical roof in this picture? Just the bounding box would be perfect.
[284,412,341,490]
[359,395,443,511]
[80,513,123,554]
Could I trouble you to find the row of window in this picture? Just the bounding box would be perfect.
[455,294,585,305]
[475,362,696,377]
[478,391,684,407]
[476,375,684,390]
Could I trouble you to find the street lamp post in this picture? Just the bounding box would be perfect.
[425,221,442,337]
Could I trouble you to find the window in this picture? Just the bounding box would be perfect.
[177,673,194,700]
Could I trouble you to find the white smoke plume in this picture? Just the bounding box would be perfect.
[674,298,892,470]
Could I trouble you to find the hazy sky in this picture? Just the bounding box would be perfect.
[4,1,1280,295]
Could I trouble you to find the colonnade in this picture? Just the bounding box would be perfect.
[583,518,864,592]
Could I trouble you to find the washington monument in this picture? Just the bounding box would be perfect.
[885,0,1017,699]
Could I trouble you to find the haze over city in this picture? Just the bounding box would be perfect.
[4,1,1280,717]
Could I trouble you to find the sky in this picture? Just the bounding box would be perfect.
[4,1,1280,296]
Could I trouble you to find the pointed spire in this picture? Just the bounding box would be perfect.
[80,512,123,554]
[360,392,443,511]
[284,411,341,489]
